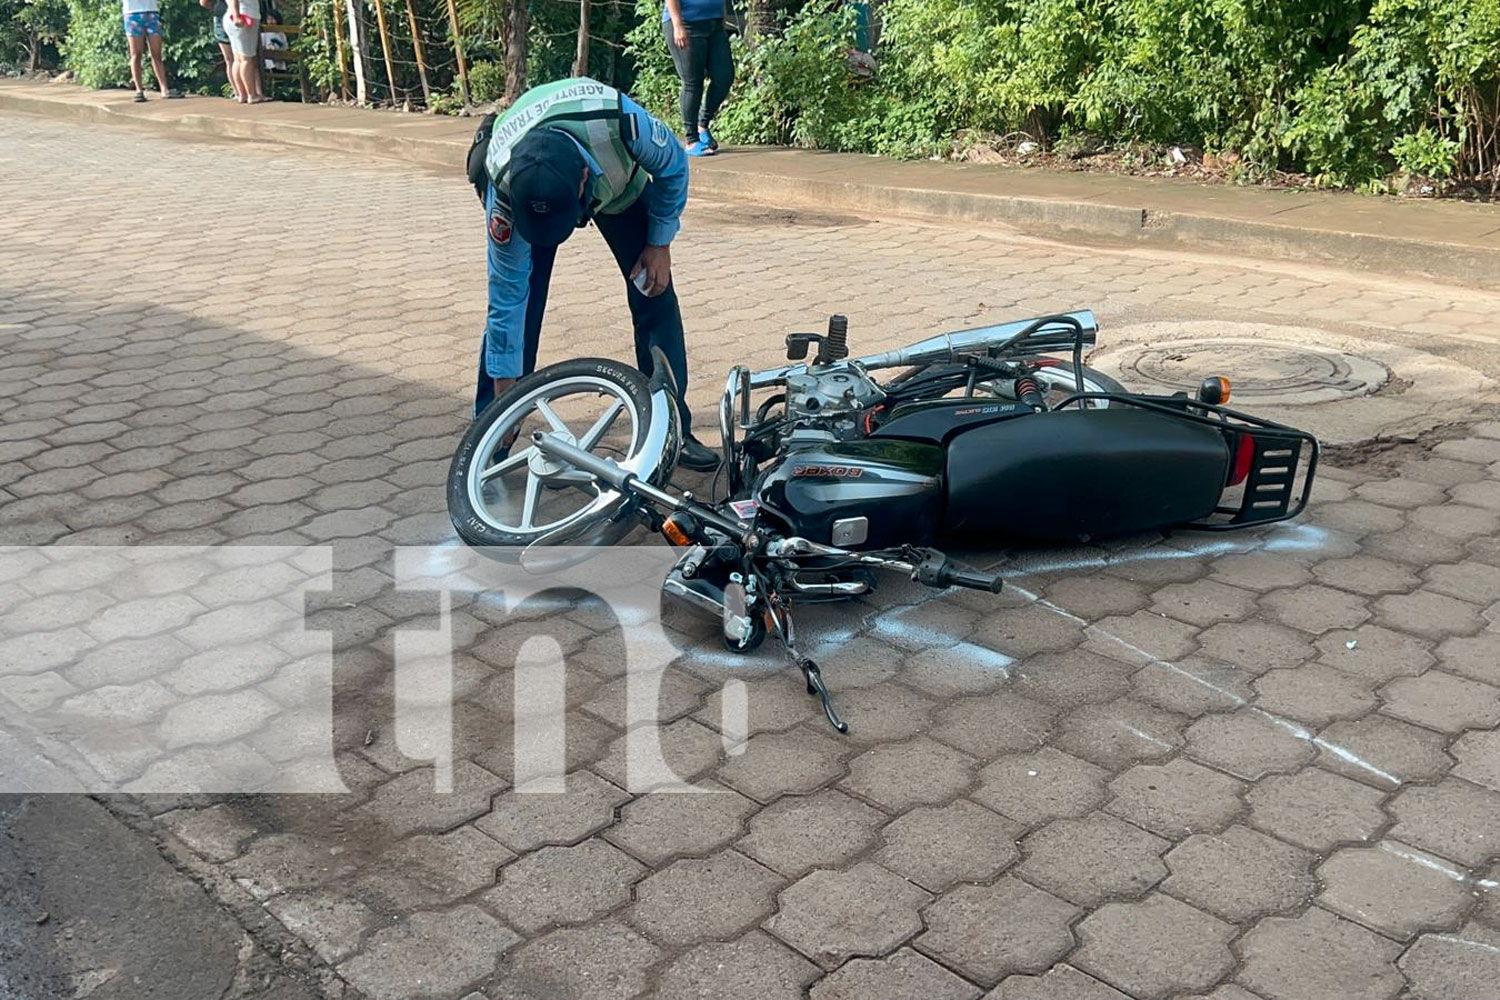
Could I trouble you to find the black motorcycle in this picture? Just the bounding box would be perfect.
[448,311,1318,730]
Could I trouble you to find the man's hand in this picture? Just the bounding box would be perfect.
[631,244,672,297]
[673,21,689,49]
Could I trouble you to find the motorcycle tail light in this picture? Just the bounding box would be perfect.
[662,514,694,546]
[1229,432,1256,486]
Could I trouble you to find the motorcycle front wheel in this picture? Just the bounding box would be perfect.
[447,358,654,549]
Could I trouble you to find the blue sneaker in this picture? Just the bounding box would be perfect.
[685,137,715,157]
[699,126,719,152]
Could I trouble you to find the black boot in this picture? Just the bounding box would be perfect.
[678,434,721,472]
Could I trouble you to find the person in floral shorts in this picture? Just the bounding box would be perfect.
[121,0,181,101]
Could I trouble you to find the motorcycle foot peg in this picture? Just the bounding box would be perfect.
[798,657,848,733]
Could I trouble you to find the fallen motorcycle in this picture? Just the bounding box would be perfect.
[447,310,1319,730]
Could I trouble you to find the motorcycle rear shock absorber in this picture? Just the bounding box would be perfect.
[1014,375,1047,411]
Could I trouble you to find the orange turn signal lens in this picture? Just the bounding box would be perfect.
[662,515,692,547]
[1199,376,1232,405]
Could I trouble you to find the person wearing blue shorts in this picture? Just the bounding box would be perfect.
[122,0,181,102]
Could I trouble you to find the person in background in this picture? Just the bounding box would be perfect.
[121,0,181,102]
[662,0,734,156]
[200,0,244,101]
[222,0,268,104]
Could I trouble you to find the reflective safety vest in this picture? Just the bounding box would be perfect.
[484,77,649,217]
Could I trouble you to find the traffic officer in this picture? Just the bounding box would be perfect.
[467,76,720,471]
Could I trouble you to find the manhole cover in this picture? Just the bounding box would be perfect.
[1120,339,1389,405]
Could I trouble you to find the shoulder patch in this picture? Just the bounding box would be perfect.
[488,204,513,246]
[649,117,671,148]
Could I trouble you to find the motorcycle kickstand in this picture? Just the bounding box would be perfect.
[767,596,848,733]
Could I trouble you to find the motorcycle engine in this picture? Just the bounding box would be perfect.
[785,365,884,440]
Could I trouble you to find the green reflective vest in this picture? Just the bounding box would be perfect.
[484,77,649,217]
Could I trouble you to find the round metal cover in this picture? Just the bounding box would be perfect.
[1121,339,1389,405]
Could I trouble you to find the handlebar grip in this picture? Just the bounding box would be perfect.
[940,564,1003,594]
[530,432,633,491]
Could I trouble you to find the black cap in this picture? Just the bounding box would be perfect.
[507,129,588,248]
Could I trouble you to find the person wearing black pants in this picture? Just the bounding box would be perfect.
[663,0,735,156]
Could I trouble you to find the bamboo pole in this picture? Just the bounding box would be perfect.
[403,0,432,106]
[369,0,400,106]
[332,0,350,100]
[444,0,470,106]
[343,0,368,105]
[573,0,590,77]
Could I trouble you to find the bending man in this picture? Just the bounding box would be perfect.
[469,76,719,471]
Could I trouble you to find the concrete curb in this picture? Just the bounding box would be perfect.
[5,86,1498,290]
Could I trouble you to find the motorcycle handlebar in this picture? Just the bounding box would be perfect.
[937,564,1004,593]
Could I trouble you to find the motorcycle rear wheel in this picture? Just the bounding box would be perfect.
[447,358,654,549]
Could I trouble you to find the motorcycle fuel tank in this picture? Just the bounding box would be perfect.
[754,435,944,549]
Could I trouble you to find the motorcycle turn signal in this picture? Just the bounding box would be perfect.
[1199,376,1232,405]
[661,512,699,546]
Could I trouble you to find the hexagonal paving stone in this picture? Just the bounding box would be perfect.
[1379,671,1500,732]
[497,919,661,1000]
[876,800,1022,892]
[1316,715,1451,788]
[357,826,515,909]
[1375,590,1486,639]
[971,747,1110,827]
[1105,758,1246,838]
[1042,574,1151,618]
[1437,632,1500,686]
[1317,843,1472,939]
[716,727,850,803]
[1161,824,1315,922]
[1252,663,1377,726]
[1206,553,1314,593]
[1246,767,1388,852]
[737,788,887,878]
[1261,585,1372,633]
[337,905,519,1000]
[475,770,630,853]
[1424,561,1500,605]
[265,890,378,966]
[969,604,1087,659]
[1387,779,1500,867]
[1130,654,1253,716]
[347,761,508,839]
[481,838,645,933]
[1453,728,1500,792]
[764,862,933,970]
[809,948,981,1000]
[1315,625,1434,683]
[929,690,1057,760]
[1311,555,1420,596]
[645,932,819,1000]
[628,850,784,947]
[1087,611,1201,664]
[1016,813,1169,907]
[603,779,758,866]
[1237,906,1403,1000]
[1184,710,1315,780]
[1311,500,1406,537]
[1194,620,1314,677]
[914,877,1078,986]
[1397,925,1500,1000]
[1010,648,1134,707]
[1149,580,1259,628]
[1071,893,1236,998]
[839,737,977,812]
[590,717,724,792]
[1051,699,1187,769]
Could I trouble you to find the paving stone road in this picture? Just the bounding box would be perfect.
[5,111,1500,1000]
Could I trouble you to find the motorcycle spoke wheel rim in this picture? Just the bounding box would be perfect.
[467,377,642,537]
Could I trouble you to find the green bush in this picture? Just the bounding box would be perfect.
[466,58,503,102]
[62,0,222,92]
[2,0,69,70]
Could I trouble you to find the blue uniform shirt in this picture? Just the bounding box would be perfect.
[483,95,688,381]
